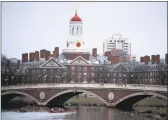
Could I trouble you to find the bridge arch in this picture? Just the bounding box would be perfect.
[2,91,41,105]
[114,91,167,109]
[44,89,109,106]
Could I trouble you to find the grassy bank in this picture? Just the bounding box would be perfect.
[133,96,167,117]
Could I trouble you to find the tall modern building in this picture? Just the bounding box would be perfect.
[103,34,131,55]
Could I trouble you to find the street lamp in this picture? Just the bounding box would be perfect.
[130,74,133,84]
[45,75,48,83]
[55,75,58,83]
[62,75,65,83]
[43,75,47,83]
[123,74,126,87]
[39,75,41,83]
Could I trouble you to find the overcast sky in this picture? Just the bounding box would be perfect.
[2,2,167,59]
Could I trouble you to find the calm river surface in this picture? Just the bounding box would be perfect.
[2,106,148,120]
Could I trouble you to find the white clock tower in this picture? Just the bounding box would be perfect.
[62,10,89,53]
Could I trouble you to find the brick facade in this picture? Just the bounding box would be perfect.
[64,53,89,60]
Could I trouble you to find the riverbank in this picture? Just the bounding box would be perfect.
[133,96,167,119]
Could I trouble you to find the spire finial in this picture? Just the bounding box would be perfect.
[75,9,77,14]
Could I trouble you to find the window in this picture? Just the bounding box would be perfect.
[81,27,82,35]
[119,73,122,77]
[110,40,112,42]
[91,67,95,71]
[77,67,81,71]
[150,72,153,76]
[114,40,116,42]
[77,72,81,76]
[121,40,123,42]
[71,66,75,71]
[91,73,95,77]
[72,27,74,35]
[108,43,115,44]
[83,73,87,76]
[72,72,75,76]
[76,27,78,36]
[83,67,87,71]
[117,40,119,43]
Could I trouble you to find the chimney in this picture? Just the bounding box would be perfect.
[147,56,150,63]
[29,52,33,62]
[29,52,36,62]
[53,51,57,58]
[151,55,156,64]
[40,49,46,58]
[22,53,25,63]
[45,50,50,60]
[22,53,28,63]
[105,51,111,60]
[144,55,148,64]
[92,48,97,57]
[156,54,160,64]
[140,57,144,62]
[165,53,168,64]
[35,51,39,61]
[55,47,59,57]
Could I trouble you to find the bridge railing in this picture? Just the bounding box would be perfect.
[2,83,167,92]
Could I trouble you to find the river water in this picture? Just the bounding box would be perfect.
[2,106,149,120]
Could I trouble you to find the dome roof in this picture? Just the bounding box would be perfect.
[70,10,82,22]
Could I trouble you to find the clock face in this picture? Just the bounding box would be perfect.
[76,42,81,47]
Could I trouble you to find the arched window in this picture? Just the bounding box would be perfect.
[81,27,82,35]
[76,27,79,36]
[72,27,74,35]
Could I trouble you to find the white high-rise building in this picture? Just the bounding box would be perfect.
[103,34,131,55]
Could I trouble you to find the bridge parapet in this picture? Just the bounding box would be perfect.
[2,83,167,92]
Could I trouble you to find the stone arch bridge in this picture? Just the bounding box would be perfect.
[1,83,167,110]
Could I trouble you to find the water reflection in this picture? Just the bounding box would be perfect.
[108,108,113,120]
[2,106,148,120]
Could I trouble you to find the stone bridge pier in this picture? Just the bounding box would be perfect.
[1,84,168,110]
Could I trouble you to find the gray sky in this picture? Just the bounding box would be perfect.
[2,2,167,59]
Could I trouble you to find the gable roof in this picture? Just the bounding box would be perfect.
[39,57,65,68]
[111,63,127,72]
[69,56,90,65]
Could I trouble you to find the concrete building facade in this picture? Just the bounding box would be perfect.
[103,34,131,55]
